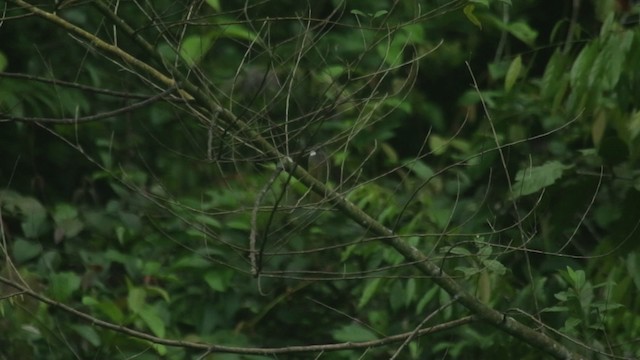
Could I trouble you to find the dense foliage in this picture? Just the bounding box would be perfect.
[1,0,640,359]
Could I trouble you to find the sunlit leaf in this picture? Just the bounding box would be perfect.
[504,55,522,92]
[511,161,573,198]
[463,5,482,29]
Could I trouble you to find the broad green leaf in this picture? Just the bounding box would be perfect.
[389,281,405,311]
[53,203,84,241]
[180,33,217,66]
[570,42,599,92]
[5,194,48,239]
[373,10,388,19]
[590,31,633,91]
[204,270,228,292]
[507,21,537,47]
[477,270,491,303]
[439,289,453,319]
[511,161,573,198]
[205,0,221,11]
[440,245,472,256]
[95,299,125,323]
[428,134,449,155]
[145,285,171,303]
[463,5,482,29]
[628,110,640,141]
[627,253,640,290]
[482,259,507,275]
[332,323,377,342]
[405,278,416,307]
[128,287,146,314]
[49,272,81,302]
[592,110,607,146]
[542,305,569,313]
[0,51,8,72]
[416,286,439,314]
[476,243,492,258]
[139,307,166,338]
[455,266,482,277]
[566,266,585,289]
[504,55,522,92]
[71,325,101,346]
[404,160,434,180]
[216,23,259,43]
[12,239,42,263]
[541,50,569,99]
[563,317,582,331]
[358,278,382,309]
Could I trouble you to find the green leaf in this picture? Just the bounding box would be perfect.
[541,50,570,101]
[463,5,482,29]
[373,10,388,19]
[0,51,7,72]
[416,286,439,314]
[570,41,599,93]
[428,134,449,155]
[71,325,101,346]
[205,0,221,11]
[440,246,472,256]
[566,266,585,289]
[12,238,43,263]
[628,110,640,141]
[145,285,171,303]
[358,278,382,309]
[53,203,84,241]
[590,31,633,91]
[563,317,582,331]
[92,298,125,323]
[507,21,537,47]
[389,281,405,311]
[49,272,81,302]
[128,287,146,314]
[482,259,507,275]
[139,307,166,338]
[332,323,377,342]
[6,194,48,239]
[455,266,482,277]
[511,161,573,198]
[404,160,434,180]
[504,55,522,92]
[405,278,416,307]
[180,33,217,66]
[204,270,228,292]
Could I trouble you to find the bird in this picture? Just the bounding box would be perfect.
[307,148,330,184]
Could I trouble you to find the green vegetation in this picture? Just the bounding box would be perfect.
[1,0,640,358]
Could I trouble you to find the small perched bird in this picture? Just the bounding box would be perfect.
[307,148,330,203]
[307,148,329,184]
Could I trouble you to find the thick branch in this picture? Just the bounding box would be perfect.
[7,1,585,358]
[0,275,473,354]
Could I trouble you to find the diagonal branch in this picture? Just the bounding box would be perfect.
[0,274,473,354]
[7,1,585,358]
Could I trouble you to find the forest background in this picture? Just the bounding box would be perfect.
[1,0,640,359]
